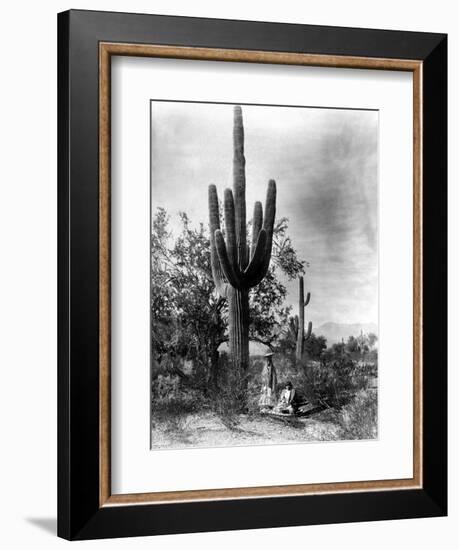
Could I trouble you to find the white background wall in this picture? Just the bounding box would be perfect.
[0,1,455,548]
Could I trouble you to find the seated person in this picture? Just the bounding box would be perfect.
[274,381,296,414]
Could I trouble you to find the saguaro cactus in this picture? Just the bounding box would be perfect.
[208,105,276,380]
[295,276,312,361]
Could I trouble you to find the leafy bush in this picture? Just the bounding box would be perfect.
[321,390,378,440]
[150,394,200,440]
[297,350,371,409]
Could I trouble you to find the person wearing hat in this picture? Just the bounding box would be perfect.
[258,351,278,410]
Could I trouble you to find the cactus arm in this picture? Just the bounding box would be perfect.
[304,292,311,308]
[305,321,312,341]
[208,184,220,233]
[298,276,304,305]
[251,201,263,259]
[215,229,244,290]
[262,179,277,258]
[245,179,277,287]
[244,229,267,279]
[223,188,243,280]
[233,106,248,270]
[208,184,229,297]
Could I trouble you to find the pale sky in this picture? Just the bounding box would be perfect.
[151,101,378,327]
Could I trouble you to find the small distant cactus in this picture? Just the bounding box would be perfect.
[295,276,312,361]
[208,106,276,378]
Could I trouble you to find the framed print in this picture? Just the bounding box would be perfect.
[57,10,447,540]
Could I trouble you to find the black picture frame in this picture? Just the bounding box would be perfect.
[58,9,447,540]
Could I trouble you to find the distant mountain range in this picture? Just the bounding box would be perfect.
[314,322,378,345]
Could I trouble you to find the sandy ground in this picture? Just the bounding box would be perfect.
[151,411,343,449]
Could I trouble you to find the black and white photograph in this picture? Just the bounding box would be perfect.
[0,1,449,545]
[150,101,379,449]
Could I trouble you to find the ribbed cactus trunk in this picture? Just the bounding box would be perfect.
[208,105,276,391]
[228,288,249,374]
[295,276,312,362]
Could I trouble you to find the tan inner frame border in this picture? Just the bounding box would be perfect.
[99,42,423,507]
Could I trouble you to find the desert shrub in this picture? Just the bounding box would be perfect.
[209,386,244,428]
[202,352,252,420]
[151,362,204,426]
[212,353,283,416]
[333,390,378,440]
[297,351,371,409]
[151,396,198,418]
[212,370,250,414]
[150,394,200,440]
